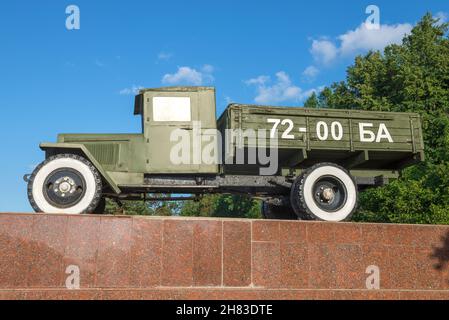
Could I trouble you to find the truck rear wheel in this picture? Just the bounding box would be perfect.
[290,163,358,222]
[261,202,298,220]
[93,197,106,214]
[27,154,103,214]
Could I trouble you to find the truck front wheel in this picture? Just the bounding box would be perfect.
[290,163,358,222]
[27,154,103,214]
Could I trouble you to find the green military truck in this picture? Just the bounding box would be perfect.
[25,87,424,222]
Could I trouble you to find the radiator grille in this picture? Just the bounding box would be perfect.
[85,144,119,165]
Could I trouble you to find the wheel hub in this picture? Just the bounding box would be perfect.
[321,187,335,202]
[43,169,86,208]
[312,176,348,212]
[55,177,76,196]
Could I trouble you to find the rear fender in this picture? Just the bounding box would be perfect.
[39,143,121,194]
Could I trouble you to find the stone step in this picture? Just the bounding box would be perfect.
[2,288,449,300]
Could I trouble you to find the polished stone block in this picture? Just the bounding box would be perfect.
[28,215,68,288]
[96,216,132,287]
[252,241,280,288]
[222,221,251,287]
[161,219,194,286]
[0,215,33,288]
[280,242,309,288]
[2,288,449,300]
[192,220,222,286]
[64,216,100,289]
[130,218,163,287]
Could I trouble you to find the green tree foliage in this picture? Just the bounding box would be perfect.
[313,13,449,224]
[304,92,319,108]
[105,194,181,216]
[181,194,262,219]
[104,193,261,219]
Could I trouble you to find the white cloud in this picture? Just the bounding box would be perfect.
[302,88,319,99]
[310,39,338,64]
[244,75,270,86]
[310,22,412,64]
[119,85,144,95]
[202,64,214,73]
[339,23,412,56]
[246,71,317,104]
[224,96,233,105]
[302,65,319,80]
[158,52,173,61]
[162,65,214,85]
[435,12,448,25]
[95,59,105,67]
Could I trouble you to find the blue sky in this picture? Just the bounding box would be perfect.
[0,1,447,212]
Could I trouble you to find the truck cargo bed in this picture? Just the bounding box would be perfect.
[218,104,424,173]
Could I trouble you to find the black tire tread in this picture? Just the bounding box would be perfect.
[261,202,298,220]
[93,197,106,215]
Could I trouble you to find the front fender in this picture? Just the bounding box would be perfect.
[39,142,121,194]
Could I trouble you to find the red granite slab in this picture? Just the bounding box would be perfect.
[222,221,251,287]
[414,225,449,248]
[332,290,402,300]
[5,288,449,300]
[383,224,418,246]
[101,289,143,300]
[252,220,280,242]
[129,218,163,287]
[333,223,362,244]
[415,247,445,290]
[252,242,280,288]
[307,222,335,244]
[399,290,449,300]
[360,223,390,246]
[279,221,307,243]
[0,214,33,288]
[0,290,27,300]
[23,289,102,300]
[361,244,392,289]
[63,216,100,289]
[334,244,364,289]
[96,216,132,288]
[280,242,309,288]
[28,214,68,288]
[161,219,194,286]
[307,244,336,289]
[192,220,222,286]
[388,245,418,289]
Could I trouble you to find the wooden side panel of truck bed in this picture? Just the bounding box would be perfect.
[218,104,424,171]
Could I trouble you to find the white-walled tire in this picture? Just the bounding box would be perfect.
[290,163,358,222]
[27,154,103,214]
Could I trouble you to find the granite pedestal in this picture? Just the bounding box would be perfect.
[1,213,449,300]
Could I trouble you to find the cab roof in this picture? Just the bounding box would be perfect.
[134,86,215,115]
[138,86,214,94]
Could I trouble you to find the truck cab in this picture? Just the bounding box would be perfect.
[133,86,219,175]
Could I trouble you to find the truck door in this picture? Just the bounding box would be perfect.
[144,91,200,174]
